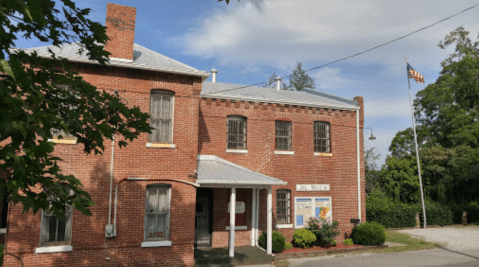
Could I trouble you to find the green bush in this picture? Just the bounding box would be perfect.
[258,231,286,253]
[343,239,354,245]
[306,217,340,247]
[416,201,453,226]
[453,201,479,224]
[284,242,293,250]
[367,202,417,228]
[331,240,337,246]
[352,222,386,246]
[293,229,316,248]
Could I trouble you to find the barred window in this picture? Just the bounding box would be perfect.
[144,184,171,241]
[39,206,72,247]
[227,115,247,149]
[149,90,174,143]
[276,190,291,224]
[314,121,331,153]
[276,121,292,150]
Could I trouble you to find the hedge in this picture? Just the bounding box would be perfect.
[417,202,453,226]
[367,203,417,228]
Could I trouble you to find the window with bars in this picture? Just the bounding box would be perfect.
[276,121,292,150]
[276,190,291,224]
[39,206,72,247]
[227,115,247,149]
[149,90,174,143]
[314,121,331,153]
[144,184,171,241]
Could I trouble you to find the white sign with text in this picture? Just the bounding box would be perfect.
[296,184,330,191]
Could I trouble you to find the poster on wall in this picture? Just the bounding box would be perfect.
[295,197,332,228]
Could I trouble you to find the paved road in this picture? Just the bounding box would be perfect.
[286,227,479,267]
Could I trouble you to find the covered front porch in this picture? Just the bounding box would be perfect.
[195,155,287,257]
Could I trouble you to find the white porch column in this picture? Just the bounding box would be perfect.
[251,188,256,246]
[255,188,260,246]
[229,187,236,258]
[267,186,272,255]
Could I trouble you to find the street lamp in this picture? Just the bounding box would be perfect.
[365,127,376,140]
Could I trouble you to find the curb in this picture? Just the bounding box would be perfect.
[385,224,476,231]
[274,245,388,260]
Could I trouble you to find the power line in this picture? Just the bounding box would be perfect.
[201,3,479,95]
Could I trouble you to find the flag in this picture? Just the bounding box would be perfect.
[407,63,425,84]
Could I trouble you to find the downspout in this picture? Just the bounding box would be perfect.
[112,178,199,237]
[356,109,361,223]
[106,90,118,237]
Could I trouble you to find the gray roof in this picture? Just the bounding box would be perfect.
[201,82,359,110]
[197,155,287,186]
[11,43,210,79]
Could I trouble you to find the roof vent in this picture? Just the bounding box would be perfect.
[275,77,282,90]
[211,69,218,83]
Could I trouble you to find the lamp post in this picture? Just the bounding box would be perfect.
[365,127,376,140]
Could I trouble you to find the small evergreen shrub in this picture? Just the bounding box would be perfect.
[306,217,340,247]
[284,242,293,250]
[258,231,286,253]
[293,229,316,248]
[343,239,354,245]
[352,222,386,246]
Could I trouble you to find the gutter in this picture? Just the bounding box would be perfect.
[356,109,362,223]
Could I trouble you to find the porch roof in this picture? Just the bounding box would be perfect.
[197,155,287,186]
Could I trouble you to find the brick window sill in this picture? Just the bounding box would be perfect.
[274,150,295,155]
[146,143,176,149]
[314,152,333,156]
[225,226,247,230]
[35,245,72,254]
[276,224,293,229]
[226,149,248,154]
[141,241,172,247]
[48,139,77,144]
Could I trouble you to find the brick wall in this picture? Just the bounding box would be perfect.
[104,3,136,60]
[198,97,366,246]
[3,62,203,267]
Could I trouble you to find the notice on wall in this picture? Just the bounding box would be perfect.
[227,201,245,214]
[315,198,332,223]
[295,198,313,228]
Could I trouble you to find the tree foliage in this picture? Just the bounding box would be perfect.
[0,0,151,218]
[287,62,315,91]
[263,72,287,90]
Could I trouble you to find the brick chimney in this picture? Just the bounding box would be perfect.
[104,3,136,61]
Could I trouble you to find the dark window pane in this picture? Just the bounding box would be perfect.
[276,121,292,150]
[227,116,247,149]
[314,121,330,152]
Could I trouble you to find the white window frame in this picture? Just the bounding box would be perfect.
[294,196,332,229]
[226,115,247,150]
[143,184,172,245]
[148,90,175,144]
[38,206,73,248]
[276,189,291,225]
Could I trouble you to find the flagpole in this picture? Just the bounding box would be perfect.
[405,57,427,229]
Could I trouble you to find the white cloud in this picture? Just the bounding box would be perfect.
[310,67,356,90]
[175,0,479,72]
[365,98,412,118]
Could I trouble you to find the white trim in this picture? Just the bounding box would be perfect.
[197,182,286,187]
[275,224,293,229]
[0,228,6,234]
[314,152,332,157]
[47,139,77,144]
[225,225,247,230]
[274,150,295,155]
[35,245,72,254]
[110,57,134,63]
[141,241,172,247]
[146,143,176,149]
[226,149,248,154]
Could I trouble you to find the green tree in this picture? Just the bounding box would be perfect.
[364,147,382,194]
[287,62,315,91]
[0,0,151,218]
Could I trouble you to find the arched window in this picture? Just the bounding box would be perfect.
[276,189,291,224]
[227,115,247,149]
[149,90,174,143]
[314,121,330,152]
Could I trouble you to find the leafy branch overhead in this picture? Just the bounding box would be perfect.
[0,0,151,218]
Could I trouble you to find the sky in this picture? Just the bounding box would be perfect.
[14,0,479,166]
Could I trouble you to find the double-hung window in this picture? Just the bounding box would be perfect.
[50,84,77,143]
[227,115,247,149]
[276,190,291,224]
[149,90,174,144]
[144,184,171,243]
[39,206,73,247]
[276,120,292,150]
[314,121,331,153]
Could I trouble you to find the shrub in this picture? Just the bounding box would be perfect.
[258,231,286,253]
[331,240,337,246]
[367,201,417,228]
[416,201,453,226]
[293,229,316,248]
[343,239,354,245]
[352,222,386,246]
[284,242,293,250]
[306,217,340,247]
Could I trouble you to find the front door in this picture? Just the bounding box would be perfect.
[195,188,212,247]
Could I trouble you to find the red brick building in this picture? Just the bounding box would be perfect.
[3,3,365,266]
